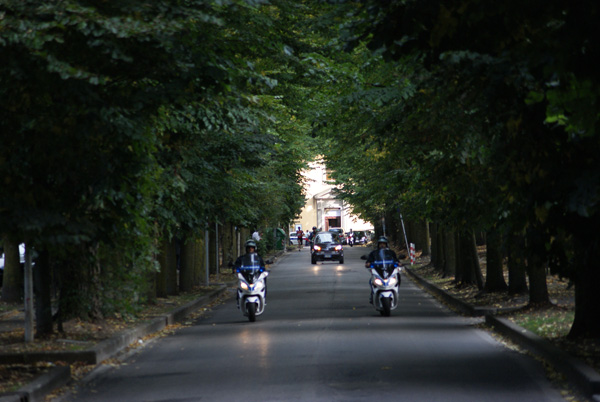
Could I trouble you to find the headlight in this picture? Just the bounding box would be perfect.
[239,281,249,290]
[334,245,342,251]
[373,278,384,287]
[388,277,398,286]
[314,245,322,251]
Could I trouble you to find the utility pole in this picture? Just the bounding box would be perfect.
[23,244,34,343]
[205,228,210,286]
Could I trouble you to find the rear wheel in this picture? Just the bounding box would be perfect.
[339,257,344,264]
[380,297,391,317]
[311,256,317,264]
[247,302,257,322]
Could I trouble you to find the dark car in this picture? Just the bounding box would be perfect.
[353,230,367,244]
[311,231,344,264]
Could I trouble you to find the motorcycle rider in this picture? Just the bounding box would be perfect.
[365,236,400,303]
[234,240,267,305]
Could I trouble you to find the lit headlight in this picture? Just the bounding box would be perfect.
[388,277,398,286]
[240,281,249,291]
[254,282,264,291]
[334,245,342,251]
[314,245,322,251]
[373,278,384,287]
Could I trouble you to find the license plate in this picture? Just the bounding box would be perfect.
[324,253,331,258]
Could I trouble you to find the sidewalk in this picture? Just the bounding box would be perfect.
[0,285,229,402]
[405,267,600,401]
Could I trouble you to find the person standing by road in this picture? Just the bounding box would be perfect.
[296,228,304,251]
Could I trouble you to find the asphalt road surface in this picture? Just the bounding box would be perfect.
[65,246,567,402]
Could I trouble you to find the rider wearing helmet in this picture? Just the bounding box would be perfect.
[365,236,400,303]
[234,240,265,270]
[365,236,399,268]
[234,239,268,301]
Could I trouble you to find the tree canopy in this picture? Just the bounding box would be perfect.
[2,0,600,338]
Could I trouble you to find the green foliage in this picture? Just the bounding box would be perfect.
[0,0,313,318]
[319,0,600,336]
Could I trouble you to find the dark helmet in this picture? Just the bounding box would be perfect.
[312,226,317,231]
[377,236,389,246]
[245,240,257,252]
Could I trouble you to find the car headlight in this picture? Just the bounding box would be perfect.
[334,245,342,251]
[314,245,322,251]
[373,278,384,287]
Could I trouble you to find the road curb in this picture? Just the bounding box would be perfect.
[405,266,600,401]
[0,285,228,402]
[487,315,600,399]
[404,267,517,316]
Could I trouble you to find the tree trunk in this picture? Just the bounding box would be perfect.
[208,228,218,275]
[484,229,508,292]
[194,235,207,284]
[408,220,430,257]
[33,249,53,337]
[166,237,178,296]
[435,225,446,272]
[222,223,235,269]
[55,243,103,324]
[454,231,465,283]
[429,223,438,267]
[525,230,550,306]
[87,244,104,321]
[442,228,456,278]
[156,237,178,297]
[527,258,550,306]
[1,239,23,303]
[180,235,205,291]
[507,234,528,295]
[469,230,484,290]
[179,237,194,292]
[456,230,484,289]
[569,234,600,339]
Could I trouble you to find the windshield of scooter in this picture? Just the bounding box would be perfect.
[238,253,264,283]
[371,249,397,277]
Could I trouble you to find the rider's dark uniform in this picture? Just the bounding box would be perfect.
[366,248,400,303]
[234,252,267,305]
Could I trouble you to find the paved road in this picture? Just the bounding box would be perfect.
[65,246,567,401]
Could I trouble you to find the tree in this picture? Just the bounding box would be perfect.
[332,0,600,337]
[0,0,312,331]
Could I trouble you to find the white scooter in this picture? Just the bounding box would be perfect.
[367,257,402,317]
[236,259,269,322]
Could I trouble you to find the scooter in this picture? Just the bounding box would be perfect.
[236,263,269,322]
[347,234,354,247]
[368,258,402,317]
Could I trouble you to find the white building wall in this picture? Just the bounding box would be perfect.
[292,161,372,232]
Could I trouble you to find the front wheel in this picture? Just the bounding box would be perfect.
[380,297,391,317]
[339,257,344,264]
[311,256,317,264]
[247,302,257,322]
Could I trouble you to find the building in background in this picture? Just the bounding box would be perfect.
[291,161,372,233]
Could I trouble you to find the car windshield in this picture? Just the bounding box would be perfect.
[316,233,335,243]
